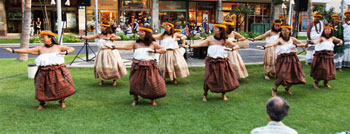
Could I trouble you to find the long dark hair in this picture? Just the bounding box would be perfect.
[101,22,113,35]
[271,19,282,33]
[214,27,228,45]
[226,25,234,35]
[161,26,174,38]
[136,26,155,46]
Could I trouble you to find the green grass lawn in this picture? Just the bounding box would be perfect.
[0,39,21,44]
[0,56,349,133]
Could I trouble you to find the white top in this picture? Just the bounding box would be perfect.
[207,45,228,58]
[228,37,236,42]
[133,48,156,61]
[35,53,65,66]
[315,41,334,51]
[275,42,297,56]
[97,39,114,49]
[310,22,324,40]
[343,23,350,41]
[160,37,179,49]
[251,121,298,134]
[266,35,280,44]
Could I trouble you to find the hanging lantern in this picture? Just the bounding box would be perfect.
[50,0,56,5]
[65,0,70,6]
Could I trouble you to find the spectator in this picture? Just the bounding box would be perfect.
[115,25,122,34]
[251,97,298,134]
[35,18,42,35]
[125,24,133,37]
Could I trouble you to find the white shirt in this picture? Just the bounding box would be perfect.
[35,53,65,66]
[343,23,350,41]
[207,44,228,58]
[275,41,297,56]
[315,41,334,51]
[133,48,156,61]
[251,121,298,134]
[97,39,113,49]
[310,21,324,41]
[266,35,280,44]
[160,37,179,49]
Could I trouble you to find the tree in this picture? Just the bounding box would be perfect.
[229,4,254,31]
[313,5,336,24]
[18,0,31,61]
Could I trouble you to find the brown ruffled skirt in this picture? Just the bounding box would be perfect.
[275,52,306,86]
[130,59,166,99]
[159,49,190,81]
[35,64,76,101]
[310,50,336,81]
[204,57,240,93]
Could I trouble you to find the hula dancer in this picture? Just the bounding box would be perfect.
[185,24,240,102]
[153,22,189,84]
[223,21,249,79]
[250,19,282,79]
[79,22,127,86]
[308,26,343,89]
[3,31,76,110]
[112,26,167,106]
[306,13,324,65]
[331,14,345,70]
[264,25,308,96]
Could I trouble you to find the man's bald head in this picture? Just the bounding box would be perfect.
[266,97,290,121]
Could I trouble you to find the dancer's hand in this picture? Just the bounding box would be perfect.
[256,46,265,50]
[307,40,314,44]
[224,47,233,51]
[248,38,255,42]
[304,44,309,49]
[3,48,13,52]
[337,43,343,46]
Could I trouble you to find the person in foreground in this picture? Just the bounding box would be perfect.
[251,96,298,134]
[3,31,76,110]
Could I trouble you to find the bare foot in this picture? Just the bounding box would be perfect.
[222,95,228,101]
[113,80,117,87]
[131,100,138,106]
[37,105,44,110]
[272,88,277,97]
[264,75,270,80]
[284,90,293,95]
[173,80,178,85]
[202,96,208,102]
[60,103,66,109]
[151,100,157,106]
[99,80,104,86]
[313,82,320,89]
[324,84,332,89]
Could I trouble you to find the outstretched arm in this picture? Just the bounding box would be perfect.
[59,45,75,55]
[176,33,187,46]
[110,34,121,41]
[292,37,308,48]
[226,40,240,50]
[332,37,343,46]
[234,32,246,41]
[265,39,280,48]
[150,42,166,54]
[3,46,41,55]
[250,30,271,41]
[112,42,135,50]
[153,33,163,40]
[185,39,210,48]
[80,34,99,40]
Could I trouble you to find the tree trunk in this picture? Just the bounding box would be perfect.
[270,2,275,27]
[18,0,31,61]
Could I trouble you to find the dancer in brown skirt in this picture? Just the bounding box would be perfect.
[250,19,282,80]
[112,26,167,106]
[185,24,240,102]
[308,26,343,89]
[79,22,127,86]
[3,31,76,110]
[264,25,308,96]
[153,22,189,84]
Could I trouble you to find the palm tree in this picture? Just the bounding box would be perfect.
[18,0,31,61]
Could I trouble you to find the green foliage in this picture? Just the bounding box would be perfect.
[238,31,260,38]
[29,36,42,43]
[117,33,138,40]
[30,33,81,43]
[0,39,21,44]
[273,0,284,5]
[200,33,213,38]
[230,4,254,31]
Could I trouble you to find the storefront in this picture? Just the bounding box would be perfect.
[222,2,271,31]
[159,0,187,28]
[119,0,152,28]
[188,1,216,26]
[86,0,118,26]
[5,0,78,33]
